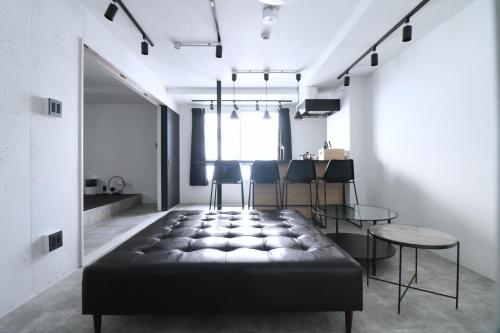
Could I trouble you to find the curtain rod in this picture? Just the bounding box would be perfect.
[337,0,431,80]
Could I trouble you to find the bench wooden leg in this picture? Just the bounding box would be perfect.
[345,311,353,333]
[93,314,102,333]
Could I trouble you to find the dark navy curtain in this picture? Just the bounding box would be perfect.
[278,108,292,160]
[190,108,208,186]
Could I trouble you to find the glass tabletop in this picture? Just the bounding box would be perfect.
[368,224,458,249]
[312,204,398,221]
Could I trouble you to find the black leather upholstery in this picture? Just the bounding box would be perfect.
[82,210,362,316]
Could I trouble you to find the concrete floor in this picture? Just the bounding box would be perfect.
[0,206,497,333]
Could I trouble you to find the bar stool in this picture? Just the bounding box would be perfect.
[209,160,244,210]
[319,159,359,206]
[248,160,281,210]
[282,160,317,217]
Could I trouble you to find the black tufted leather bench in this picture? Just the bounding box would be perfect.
[82,210,362,333]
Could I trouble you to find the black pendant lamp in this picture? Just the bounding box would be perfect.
[230,73,239,120]
[294,73,302,120]
[263,73,270,120]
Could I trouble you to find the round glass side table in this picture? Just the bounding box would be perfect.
[312,204,398,260]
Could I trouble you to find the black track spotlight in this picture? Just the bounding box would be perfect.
[233,102,239,111]
[402,17,412,42]
[141,40,149,55]
[210,100,214,110]
[232,73,237,82]
[344,73,350,87]
[256,101,259,111]
[264,73,269,81]
[371,47,378,66]
[216,44,223,58]
[104,2,119,21]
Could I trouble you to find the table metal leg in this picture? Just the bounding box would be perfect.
[415,248,418,284]
[456,242,460,309]
[335,218,338,233]
[366,230,370,286]
[372,235,377,276]
[398,245,403,314]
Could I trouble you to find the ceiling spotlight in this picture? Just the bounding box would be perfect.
[263,6,279,25]
[216,44,223,58]
[173,42,182,50]
[104,2,119,21]
[402,17,412,42]
[141,40,148,55]
[233,102,239,111]
[230,109,239,120]
[371,46,378,66]
[344,73,350,87]
[259,0,297,4]
[294,111,303,120]
[263,110,271,120]
[278,101,282,110]
[210,100,214,110]
[256,101,260,111]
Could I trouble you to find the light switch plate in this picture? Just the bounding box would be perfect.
[47,98,62,117]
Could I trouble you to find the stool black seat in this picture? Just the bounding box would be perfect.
[209,160,244,209]
[320,159,358,205]
[282,160,317,217]
[248,160,281,209]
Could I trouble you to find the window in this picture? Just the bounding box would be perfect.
[205,109,279,178]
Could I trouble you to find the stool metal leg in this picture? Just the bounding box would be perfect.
[209,180,214,210]
[240,182,244,209]
[352,180,359,204]
[248,181,252,209]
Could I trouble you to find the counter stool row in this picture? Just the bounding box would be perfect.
[209,159,359,213]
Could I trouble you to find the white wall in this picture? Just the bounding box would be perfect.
[0,0,175,318]
[179,103,327,204]
[84,104,157,203]
[328,0,498,279]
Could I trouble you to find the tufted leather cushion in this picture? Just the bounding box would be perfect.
[82,210,362,315]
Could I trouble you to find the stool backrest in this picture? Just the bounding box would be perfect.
[285,160,316,183]
[250,161,280,184]
[213,160,242,183]
[323,159,355,183]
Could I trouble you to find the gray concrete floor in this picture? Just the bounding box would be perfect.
[0,206,497,333]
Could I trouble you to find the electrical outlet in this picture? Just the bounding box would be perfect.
[47,98,62,117]
[47,231,63,252]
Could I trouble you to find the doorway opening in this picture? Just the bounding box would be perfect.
[81,47,166,264]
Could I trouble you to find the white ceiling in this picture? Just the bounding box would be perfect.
[84,55,153,104]
[80,0,474,93]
